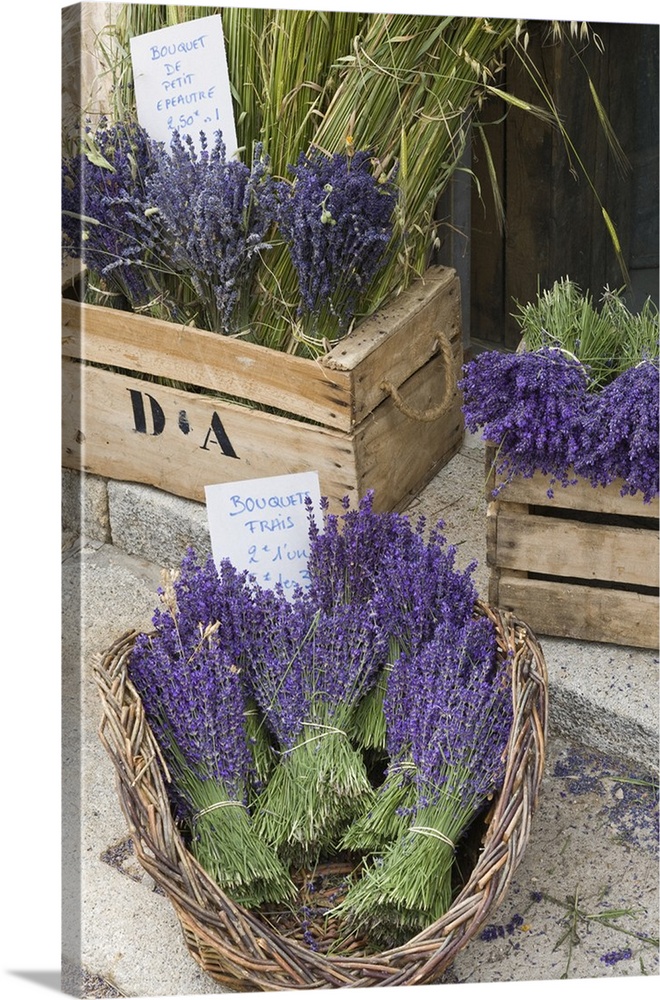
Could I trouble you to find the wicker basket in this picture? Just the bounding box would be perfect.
[95,602,548,990]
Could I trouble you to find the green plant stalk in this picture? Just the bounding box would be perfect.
[514,278,659,387]
[348,649,396,751]
[98,9,630,354]
[243,698,276,793]
[348,670,389,752]
[544,890,659,947]
[168,753,295,909]
[254,15,525,350]
[253,712,375,866]
[338,771,484,938]
[340,762,417,854]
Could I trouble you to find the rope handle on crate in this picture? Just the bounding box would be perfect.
[379,328,456,423]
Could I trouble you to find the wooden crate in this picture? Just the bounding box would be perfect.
[62,265,464,513]
[485,446,659,648]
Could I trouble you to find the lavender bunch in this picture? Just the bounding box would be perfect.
[305,493,405,610]
[337,611,512,944]
[460,346,659,503]
[247,588,388,863]
[129,612,294,908]
[152,548,276,786]
[145,131,277,334]
[152,548,256,662]
[459,347,590,494]
[62,117,169,311]
[341,582,480,854]
[305,492,479,750]
[277,149,398,348]
[575,360,659,503]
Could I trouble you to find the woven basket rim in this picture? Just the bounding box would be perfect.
[95,600,548,990]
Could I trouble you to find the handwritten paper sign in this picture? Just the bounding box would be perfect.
[129,13,238,156]
[205,472,323,594]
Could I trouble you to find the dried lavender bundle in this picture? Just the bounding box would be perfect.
[337,612,513,939]
[276,148,398,349]
[459,332,659,503]
[62,116,173,313]
[146,130,278,334]
[459,347,590,495]
[129,582,293,907]
[152,549,279,791]
[165,742,294,909]
[575,360,659,503]
[340,759,417,854]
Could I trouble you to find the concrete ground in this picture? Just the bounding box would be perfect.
[60,434,658,998]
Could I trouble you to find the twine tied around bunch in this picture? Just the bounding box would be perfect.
[409,825,456,848]
[279,722,349,755]
[194,800,249,820]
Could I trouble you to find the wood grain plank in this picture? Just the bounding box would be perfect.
[62,359,360,509]
[62,267,465,511]
[63,265,461,434]
[62,299,353,431]
[323,266,461,424]
[485,445,659,518]
[495,511,658,589]
[352,350,464,511]
[496,574,659,649]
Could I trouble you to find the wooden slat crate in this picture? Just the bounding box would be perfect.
[485,446,659,648]
[62,265,464,513]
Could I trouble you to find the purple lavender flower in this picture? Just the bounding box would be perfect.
[245,584,389,859]
[370,520,479,658]
[62,117,165,307]
[129,620,254,801]
[305,491,478,655]
[600,947,633,966]
[383,610,512,799]
[245,587,387,751]
[305,492,402,610]
[145,130,277,333]
[575,361,659,503]
[151,548,258,667]
[277,149,398,341]
[459,347,590,492]
[339,609,512,935]
[460,347,659,503]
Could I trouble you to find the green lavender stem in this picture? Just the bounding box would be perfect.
[253,720,374,866]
